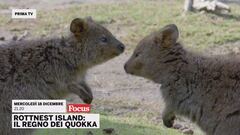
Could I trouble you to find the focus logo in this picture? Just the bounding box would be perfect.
[67,104,91,113]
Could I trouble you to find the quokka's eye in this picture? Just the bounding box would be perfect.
[135,52,140,57]
[100,36,108,43]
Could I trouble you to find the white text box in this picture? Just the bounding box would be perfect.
[12,9,36,19]
[12,114,100,129]
[12,100,66,113]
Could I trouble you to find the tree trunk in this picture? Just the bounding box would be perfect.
[184,0,194,12]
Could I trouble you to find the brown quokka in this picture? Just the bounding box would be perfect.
[0,17,125,135]
[124,24,240,135]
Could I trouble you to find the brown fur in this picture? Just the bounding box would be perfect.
[125,24,240,135]
[0,17,125,135]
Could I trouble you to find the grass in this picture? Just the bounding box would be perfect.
[34,113,184,135]
[0,3,9,9]
[1,0,240,50]
[33,99,204,135]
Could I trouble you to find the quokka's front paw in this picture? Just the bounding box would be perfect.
[68,81,93,104]
[163,113,176,128]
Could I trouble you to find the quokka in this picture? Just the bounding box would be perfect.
[0,17,125,135]
[124,24,240,135]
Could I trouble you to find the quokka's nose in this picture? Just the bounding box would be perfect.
[124,63,133,74]
[117,43,125,52]
[124,64,128,72]
[124,64,127,71]
[83,98,93,104]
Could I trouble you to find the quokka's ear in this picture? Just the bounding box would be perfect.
[154,24,179,48]
[70,18,88,36]
[86,16,93,22]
